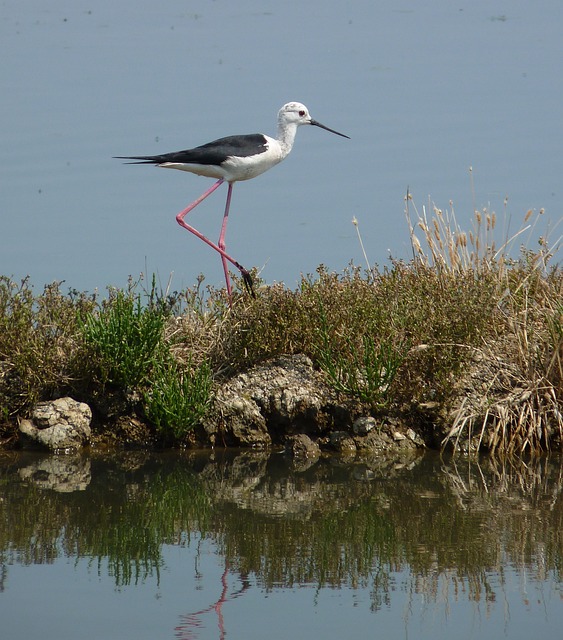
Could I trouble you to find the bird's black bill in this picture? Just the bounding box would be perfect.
[310,119,350,139]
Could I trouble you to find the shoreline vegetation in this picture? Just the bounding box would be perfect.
[0,198,561,456]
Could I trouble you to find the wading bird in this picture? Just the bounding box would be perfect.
[116,102,349,303]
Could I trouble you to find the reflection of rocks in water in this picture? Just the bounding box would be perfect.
[198,449,425,519]
[200,450,270,496]
[285,434,321,468]
[18,455,91,492]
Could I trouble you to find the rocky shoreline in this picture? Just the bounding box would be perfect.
[16,354,429,455]
[14,351,563,456]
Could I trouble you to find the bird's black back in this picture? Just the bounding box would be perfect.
[116,133,269,165]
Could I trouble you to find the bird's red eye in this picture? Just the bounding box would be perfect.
[299,110,305,117]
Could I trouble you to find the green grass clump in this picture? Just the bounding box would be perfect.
[198,263,499,413]
[142,358,212,441]
[0,276,213,443]
[82,288,168,388]
[81,280,212,440]
[316,326,406,407]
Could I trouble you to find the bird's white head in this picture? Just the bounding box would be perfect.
[278,102,313,126]
[278,102,350,138]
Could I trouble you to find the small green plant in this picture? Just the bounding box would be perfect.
[142,359,212,440]
[82,289,167,388]
[315,300,405,407]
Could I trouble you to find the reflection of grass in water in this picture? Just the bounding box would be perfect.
[1,453,561,606]
[83,462,211,585]
[0,455,211,586]
[207,454,563,611]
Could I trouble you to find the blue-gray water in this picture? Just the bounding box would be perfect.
[1,0,561,295]
[0,450,562,640]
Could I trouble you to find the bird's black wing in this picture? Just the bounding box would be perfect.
[115,133,269,165]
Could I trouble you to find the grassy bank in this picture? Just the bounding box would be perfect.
[0,202,561,454]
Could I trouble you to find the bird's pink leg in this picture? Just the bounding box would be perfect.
[218,183,234,300]
[175,179,254,300]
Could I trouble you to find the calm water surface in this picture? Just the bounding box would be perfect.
[0,449,561,640]
[1,0,561,294]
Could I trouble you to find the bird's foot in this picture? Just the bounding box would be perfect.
[240,268,255,298]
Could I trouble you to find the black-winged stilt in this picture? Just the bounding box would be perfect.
[116,102,349,303]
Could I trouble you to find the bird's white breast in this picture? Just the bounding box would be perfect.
[221,136,284,182]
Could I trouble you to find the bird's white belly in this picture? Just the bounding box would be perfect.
[159,163,226,179]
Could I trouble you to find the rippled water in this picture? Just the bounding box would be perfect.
[0,450,561,639]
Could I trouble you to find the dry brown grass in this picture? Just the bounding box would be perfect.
[404,192,562,454]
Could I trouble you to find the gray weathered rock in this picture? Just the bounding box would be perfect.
[203,354,335,447]
[204,394,271,448]
[19,397,92,452]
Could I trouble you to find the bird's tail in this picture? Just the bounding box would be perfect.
[113,155,164,164]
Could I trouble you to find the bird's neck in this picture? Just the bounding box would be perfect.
[276,122,298,158]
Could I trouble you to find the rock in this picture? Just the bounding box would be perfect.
[329,431,357,453]
[353,416,377,435]
[207,395,271,448]
[203,354,336,447]
[406,428,426,447]
[223,396,272,448]
[353,424,422,454]
[285,434,321,460]
[19,397,92,452]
